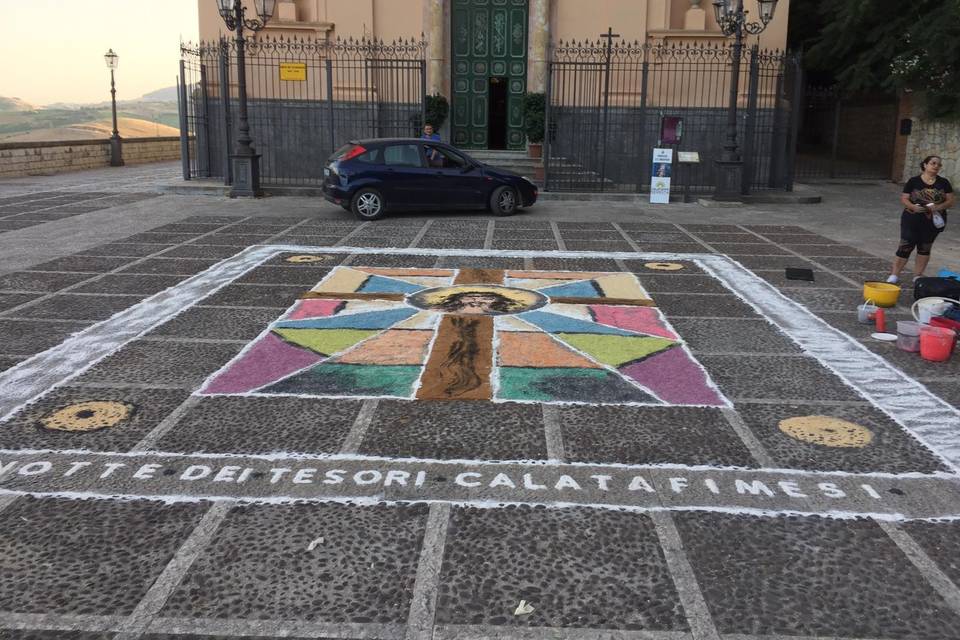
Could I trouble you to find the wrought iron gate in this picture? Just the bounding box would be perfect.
[178,37,426,186]
[545,40,799,194]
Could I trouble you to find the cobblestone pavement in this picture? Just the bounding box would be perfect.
[1,164,960,640]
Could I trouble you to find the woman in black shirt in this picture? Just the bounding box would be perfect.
[887,155,955,284]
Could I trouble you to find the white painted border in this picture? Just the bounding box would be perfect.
[0,244,958,475]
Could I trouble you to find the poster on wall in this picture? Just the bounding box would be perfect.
[650,148,673,204]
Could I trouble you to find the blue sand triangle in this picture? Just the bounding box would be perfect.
[539,280,602,298]
[357,274,424,294]
[517,310,636,336]
[274,307,416,330]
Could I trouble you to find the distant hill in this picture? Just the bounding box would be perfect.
[0,97,34,112]
[141,86,179,102]
[0,117,180,142]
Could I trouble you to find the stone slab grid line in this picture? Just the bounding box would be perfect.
[542,403,566,462]
[112,501,233,639]
[1,245,959,473]
[670,224,719,255]
[735,225,862,287]
[0,215,255,318]
[550,221,566,250]
[433,625,692,640]
[1,191,136,219]
[130,395,204,453]
[405,502,453,640]
[649,510,721,640]
[719,407,776,468]
[483,220,495,250]
[334,222,372,246]
[611,222,643,252]
[410,220,436,249]
[340,398,381,455]
[876,519,960,617]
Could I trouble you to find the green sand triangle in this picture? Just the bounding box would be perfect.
[497,367,658,403]
[263,363,421,397]
[555,332,677,368]
[272,327,378,356]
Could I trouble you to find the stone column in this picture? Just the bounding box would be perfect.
[527,0,550,93]
[423,0,445,96]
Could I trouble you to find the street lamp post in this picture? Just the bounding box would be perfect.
[104,49,124,167]
[216,0,277,197]
[711,0,778,200]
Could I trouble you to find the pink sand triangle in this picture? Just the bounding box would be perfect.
[202,332,324,394]
[619,346,725,406]
[286,299,343,320]
[590,305,678,340]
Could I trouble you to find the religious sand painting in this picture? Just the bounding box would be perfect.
[199,266,728,406]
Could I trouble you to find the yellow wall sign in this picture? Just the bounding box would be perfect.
[279,62,307,81]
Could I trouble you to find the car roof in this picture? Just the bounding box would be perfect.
[349,138,451,146]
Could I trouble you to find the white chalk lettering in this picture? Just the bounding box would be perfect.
[735,479,775,497]
[269,468,292,484]
[292,468,316,484]
[778,481,807,498]
[354,470,382,485]
[100,463,127,479]
[18,461,52,476]
[63,461,91,477]
[669,477,688,493]
[415,470,426,487]
[860,484,882,500]
[490,473,516,489]
[0,460,19,477]
[555,475,581,491]
[818,482,846,498]
[133,464,162,480]
[523,473,546,490]
[456,472,482,487]
[384,470,410,487]
[628,475,656,492]
[704,478,720,495]
[323,469,345,485]
[181,465,212,481]
[213,466,241,483]
[236,468,254,484]
[591,474,612,491]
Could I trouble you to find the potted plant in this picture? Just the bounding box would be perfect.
[523,92,545,159]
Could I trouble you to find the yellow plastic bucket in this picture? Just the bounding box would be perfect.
[863,281,901,308]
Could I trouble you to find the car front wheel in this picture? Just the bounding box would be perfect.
[351,188,385,221]
[490,186,518,216]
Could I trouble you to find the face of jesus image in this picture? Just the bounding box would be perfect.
[434,291,521,315]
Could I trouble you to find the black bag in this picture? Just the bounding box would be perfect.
[914,277,960,300]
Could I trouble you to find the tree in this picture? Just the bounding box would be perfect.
[798,0,960,117]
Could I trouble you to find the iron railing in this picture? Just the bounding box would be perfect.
[179,36,426,186]
[545,40,799,194]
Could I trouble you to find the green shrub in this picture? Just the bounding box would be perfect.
[523,93,546,144]
[425,93,449,129]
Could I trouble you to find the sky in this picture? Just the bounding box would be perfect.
[2,0,200,106]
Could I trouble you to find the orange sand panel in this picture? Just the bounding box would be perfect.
[354,268,454,278]
[336,329,434,365]
[498,332,602,368]
[505,271,613,280]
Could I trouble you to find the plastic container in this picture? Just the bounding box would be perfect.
[863,281,901,307]
[919,325,956,362]
[857,301,877,324]
[896,320,921,352]
[911,297,960,324]
[931,315,960,333]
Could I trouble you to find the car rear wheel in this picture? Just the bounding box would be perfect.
[490,186,518,216]
[351,188,385,221]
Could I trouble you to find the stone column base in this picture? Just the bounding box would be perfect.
[713,159,744,201]
[230,153,262,198]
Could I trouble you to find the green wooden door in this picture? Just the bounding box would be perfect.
[451,0,528,149]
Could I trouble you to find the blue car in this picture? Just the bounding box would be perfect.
[322,138,538,221]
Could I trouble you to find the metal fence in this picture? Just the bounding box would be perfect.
[545,40,799,194]
[179,37,426,186]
